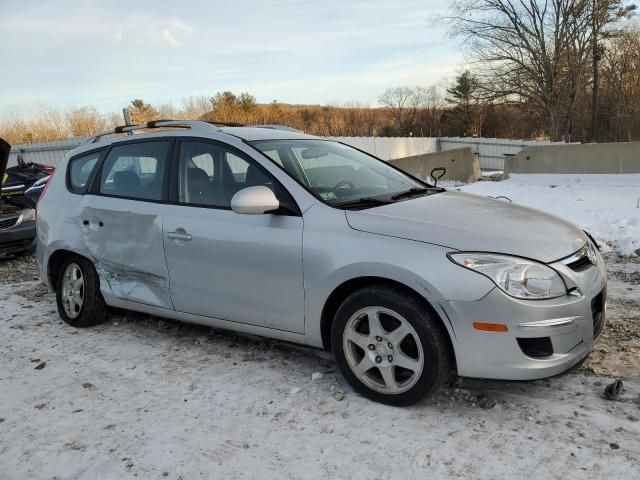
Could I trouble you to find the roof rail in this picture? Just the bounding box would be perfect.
[251,124,302,133]
[204,120,246,127]
[83,120,300,144]
[85,119,219,144]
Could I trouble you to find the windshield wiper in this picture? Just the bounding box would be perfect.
[335,197,393,210]
[391,187,443,201]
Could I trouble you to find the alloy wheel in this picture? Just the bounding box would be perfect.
[61,262,85,319]
[342,306,424,394]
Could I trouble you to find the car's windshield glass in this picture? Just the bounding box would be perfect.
[251,139,431,207]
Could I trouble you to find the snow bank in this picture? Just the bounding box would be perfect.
[452,174,640,256]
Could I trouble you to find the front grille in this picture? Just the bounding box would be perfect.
[0,215,20,230]
[591,289,606,338]
[517,337,554,358]
[566,255,593,272]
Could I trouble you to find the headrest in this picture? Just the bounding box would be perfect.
[113,170,140,191]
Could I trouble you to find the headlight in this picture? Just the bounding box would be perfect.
[18,208,36,224]
[448,253,567,300]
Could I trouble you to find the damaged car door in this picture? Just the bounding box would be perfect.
[81,139,173,308]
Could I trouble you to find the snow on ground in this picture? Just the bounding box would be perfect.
[1,256,639,480]
[447,174,640,257]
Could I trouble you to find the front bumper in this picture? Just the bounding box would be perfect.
[0,220,36,257]
[440,253,607,380]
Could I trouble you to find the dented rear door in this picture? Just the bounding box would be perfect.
[81,196,171,308]
[81,139,173,309]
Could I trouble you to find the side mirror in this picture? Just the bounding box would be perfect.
[430,167,446,187]
[231,186,279,215]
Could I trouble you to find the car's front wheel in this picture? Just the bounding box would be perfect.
[55,255,107,328]
[331,285,451,406]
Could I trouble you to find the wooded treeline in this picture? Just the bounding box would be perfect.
[1,1,639,145]
[445,0,639,142]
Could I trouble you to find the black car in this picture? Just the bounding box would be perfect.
[0,138,53,257]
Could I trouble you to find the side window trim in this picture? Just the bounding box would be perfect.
[66,148,106,195]
[172,137,301,216]
[87,137,176,204]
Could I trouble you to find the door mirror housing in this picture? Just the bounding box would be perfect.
[231,186,280,215]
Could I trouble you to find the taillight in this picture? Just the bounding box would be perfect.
[37,170,56,207]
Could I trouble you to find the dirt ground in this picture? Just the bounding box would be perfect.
[1,254,639,479]
[580,254,640,378]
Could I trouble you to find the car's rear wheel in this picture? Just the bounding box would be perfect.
[331,285,451,406]
[56,255,107,327]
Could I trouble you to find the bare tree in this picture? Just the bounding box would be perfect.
[586,0,636,140]
[378,87,427,135]
[0,108,30,144]
[106,111,124,129]
[445,0,595,140]
[423,85,444,136]
[599,26,640,140]
[66,106,107,137]
[26,103,69,142]
[180,95,211,120]
[156,103,177,120]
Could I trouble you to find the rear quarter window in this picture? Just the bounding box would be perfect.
[68,152,101,193]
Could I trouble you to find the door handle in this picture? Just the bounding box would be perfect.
[167,230,192,242]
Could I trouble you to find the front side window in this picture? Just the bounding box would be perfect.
[69,152,100,193]
[178,141,290,209]
[99,141,170,201]
[251,140,427,207]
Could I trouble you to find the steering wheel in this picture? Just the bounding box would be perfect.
[333,180,355,192]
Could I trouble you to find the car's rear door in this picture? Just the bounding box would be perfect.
[81,138,173,309]
[162,138,305,333]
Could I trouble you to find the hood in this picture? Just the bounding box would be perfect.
[345,191,587,263]
[0,138,8,188]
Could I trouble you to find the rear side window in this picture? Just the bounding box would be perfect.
[99,141,171,201]
[68,152,100,193]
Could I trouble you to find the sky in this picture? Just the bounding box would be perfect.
[0,0,463,112]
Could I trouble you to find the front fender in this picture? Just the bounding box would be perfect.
[302,205,495,348]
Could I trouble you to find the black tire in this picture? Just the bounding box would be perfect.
[55,254,107,328]
[331,285,451,406]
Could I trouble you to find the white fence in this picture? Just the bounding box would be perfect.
[330,136,438,161]
[7,135,566,171]
[8,138,83,167]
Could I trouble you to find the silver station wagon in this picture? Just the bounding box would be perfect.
[36,120,607,406]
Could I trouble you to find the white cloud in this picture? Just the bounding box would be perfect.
[0,6,194,47]
[0,0,461,111]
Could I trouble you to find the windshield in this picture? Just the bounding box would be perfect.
[251,139,431,208]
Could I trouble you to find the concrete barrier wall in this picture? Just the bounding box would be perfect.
[389,147,482,183]
[505,142,640,174]
[438,137,569,170]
